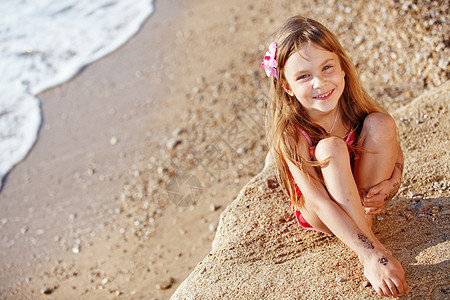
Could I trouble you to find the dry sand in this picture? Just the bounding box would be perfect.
[0,0,448,299]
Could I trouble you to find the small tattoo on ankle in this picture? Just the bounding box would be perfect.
[357,233,374,249]
[378,256,389,266]
[395,163,404,173]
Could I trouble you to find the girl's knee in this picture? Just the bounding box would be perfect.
[362,113,397,142]
[315,136,348,160]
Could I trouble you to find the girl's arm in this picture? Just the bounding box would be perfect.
[361,140,404,215]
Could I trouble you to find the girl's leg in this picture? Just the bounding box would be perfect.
[316,136,374,239]
[299,135,408,297]
[353,113,398,223]
[353,113,398,192]
[300,136,375,241]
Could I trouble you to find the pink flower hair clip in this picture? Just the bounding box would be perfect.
[261,42,278,79]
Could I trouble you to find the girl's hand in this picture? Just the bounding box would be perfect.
[360,178,399,215]
[362,250,409,297]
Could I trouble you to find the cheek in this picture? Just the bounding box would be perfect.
[293,85,310,97]
[331,72,345,86]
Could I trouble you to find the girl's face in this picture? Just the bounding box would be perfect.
[283,43,346,122]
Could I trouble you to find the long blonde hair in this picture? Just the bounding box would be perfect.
[266,16,385,209]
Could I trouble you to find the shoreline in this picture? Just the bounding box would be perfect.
[0,0,154,192]
[0,0,194,295]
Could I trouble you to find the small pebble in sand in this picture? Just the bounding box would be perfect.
[40,287,54,295]
[337,277,348,283]
[166,138,182,150]
[110,136,118,145]
[209,203,220,212]
[209,222,218,232]
[157,166,164,174]
[408,191,419,197]
[156,277,175,290]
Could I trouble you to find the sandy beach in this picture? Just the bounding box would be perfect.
[0,0,448,299]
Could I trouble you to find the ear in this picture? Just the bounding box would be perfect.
[282,81,294,97]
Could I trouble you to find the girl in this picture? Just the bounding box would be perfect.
[262,16,409,297]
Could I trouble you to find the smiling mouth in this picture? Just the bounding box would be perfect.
[313,89,334,99]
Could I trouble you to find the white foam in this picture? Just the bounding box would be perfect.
[0,0,154,188]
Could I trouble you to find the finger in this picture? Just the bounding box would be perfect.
[366,199,387,209]
[360,189,367,204]
[366,190,377,198]
[365,208,382,215]
[367,193,388,202]
[365,192,387,201]
[364,204,384,213]
[364,206,379,213]
[362,198,382,206]
[363,195,384,204]
[367,186,382,198]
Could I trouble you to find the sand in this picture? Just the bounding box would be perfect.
[0,0,448,299]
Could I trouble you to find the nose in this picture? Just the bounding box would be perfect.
[313,75,327,89]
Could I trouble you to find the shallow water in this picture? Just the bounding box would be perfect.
[0,0,154,188]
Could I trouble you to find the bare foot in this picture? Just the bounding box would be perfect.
[361,249,409,297]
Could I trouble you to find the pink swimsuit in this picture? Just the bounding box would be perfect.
[290,127,356,234]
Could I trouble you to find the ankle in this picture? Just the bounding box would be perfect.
[360,248,391,265]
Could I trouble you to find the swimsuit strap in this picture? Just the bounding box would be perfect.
[294,124,313,147]
[295,125,355,146]
[295,124,355,159]
[345,128,356,145]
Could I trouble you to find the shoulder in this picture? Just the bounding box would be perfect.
[286,128,313,161]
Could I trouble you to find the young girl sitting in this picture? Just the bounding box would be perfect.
[262,16,409,297]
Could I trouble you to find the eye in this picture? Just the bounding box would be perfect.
[323,65,333,71]
[297,74,309,81]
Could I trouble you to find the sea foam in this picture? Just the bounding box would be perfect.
[0,0,154,188]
